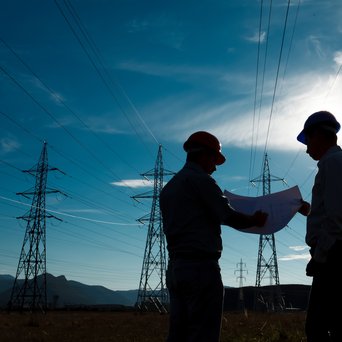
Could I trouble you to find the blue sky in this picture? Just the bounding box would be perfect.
[0,0,342,291]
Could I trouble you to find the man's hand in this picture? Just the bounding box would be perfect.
[252,210,268,227]
[298,200,311,216]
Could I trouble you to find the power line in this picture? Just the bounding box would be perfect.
[249,0,274,188]
[0,139,148,215]
[53,0,159,153]
[280,0,301,87]
[0,152,144,224]
[0,64,138,194]
[0,109,149,211]
[0,158,22,172]
[266,0,302,184]
[0,37,141,176]
[63,0,159,145]
[0,194,139,226]
[51,223,143,258]
[0,110,43,145]
[282,148,302,180]
[49,182,141,223]
[249,0,264,186]
[0,193,146,268]
[251,0,300,185]
[263,0,291,154]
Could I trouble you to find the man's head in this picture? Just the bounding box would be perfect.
[183,131,226,174]
[297,111,340,160]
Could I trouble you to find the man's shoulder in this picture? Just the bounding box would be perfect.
[324,146,342,162]
[320,146,342,169]
[162,162,215,190]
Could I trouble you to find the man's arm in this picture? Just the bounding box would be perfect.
[195,174,268,229]
[223,210,268,230]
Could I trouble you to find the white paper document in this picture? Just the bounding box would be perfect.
[223,186,303,235]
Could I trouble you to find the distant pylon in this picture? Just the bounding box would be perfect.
[132,145,174,313]
[251,153,284,311]
[9,142,64,311]
[235,258,247,311]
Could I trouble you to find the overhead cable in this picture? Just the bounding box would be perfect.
[0,36,140,175]
[54,0,159,153]
[0,109,150,213]
[249,0,264,187]
[263,0,291,154]
[0,194,140,226]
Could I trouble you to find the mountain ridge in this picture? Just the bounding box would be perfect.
[0,274,311,311]
[0,274,138,308]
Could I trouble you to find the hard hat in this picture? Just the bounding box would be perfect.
[183,131,226,165]
[297,111,340,145]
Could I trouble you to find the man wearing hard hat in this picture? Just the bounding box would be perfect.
[297,111,342,341]
[160,131,268,342]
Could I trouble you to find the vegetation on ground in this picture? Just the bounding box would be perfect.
[0,310,306,342]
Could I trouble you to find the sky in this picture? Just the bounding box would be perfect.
[0,0,342,291]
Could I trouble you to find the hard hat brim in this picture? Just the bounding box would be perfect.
[216,152,226,165]
[297,130,307,145]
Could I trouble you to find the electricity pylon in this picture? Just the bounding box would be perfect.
[132,145,174,312]
[235,258,247,311]
[251,153,284,311]
[9,142,64,311]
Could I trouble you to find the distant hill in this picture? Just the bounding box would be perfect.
[0,274,310,311]
[0,274,15,295]
[0,274,138,309]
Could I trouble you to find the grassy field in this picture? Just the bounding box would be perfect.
[0,310,307,342]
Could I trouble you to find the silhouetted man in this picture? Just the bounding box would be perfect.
[297,111,342,342]
[160,131,268,342]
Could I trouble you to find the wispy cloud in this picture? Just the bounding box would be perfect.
[245,31,266,43]
[59,208,102,214]
[278,245,310,261]
[333,50,342,66]
[47,112,126,135]
[0,137,20,154]
[146,69,342,152]
[111,179,154,188]
[306,35,325,59]
[228,185,251,193]
[228,175,248,182]
[279,253,310,261]
[126,19,150,33]
[289,245,309,252]
[117,61,220,80]
[46,115,77,129]
[83,115,125,134]
[126,15,185,50]
[26,76,66,106]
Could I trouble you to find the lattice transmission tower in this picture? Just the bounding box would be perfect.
[9,142,63,311]
[251,153,285,311]
[235,258,248,311]
[132,145,174,312]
